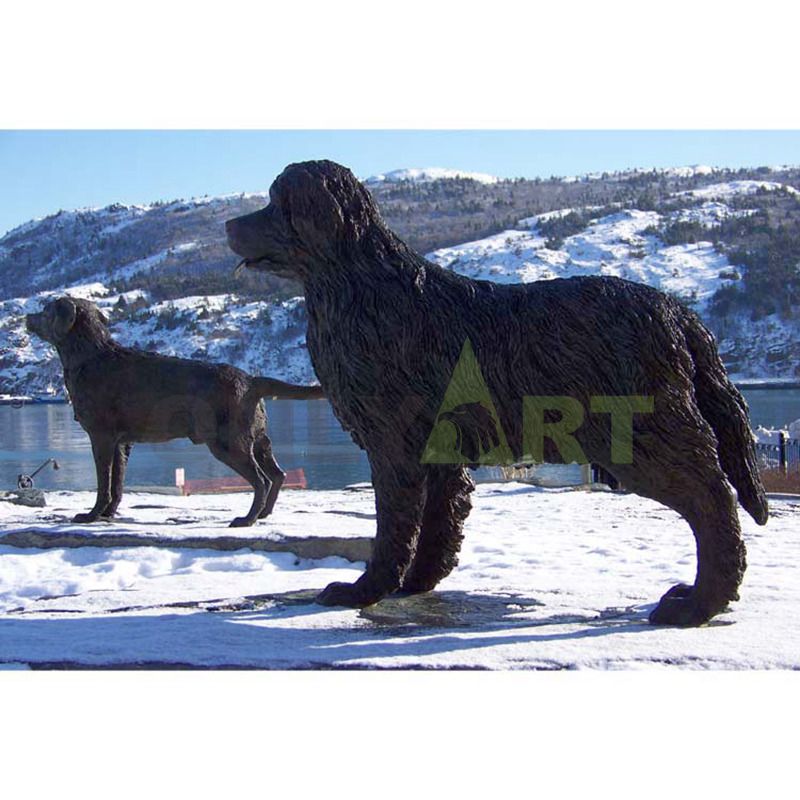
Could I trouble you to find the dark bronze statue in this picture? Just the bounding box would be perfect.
[226,159,768,625]
[26,296,324,527]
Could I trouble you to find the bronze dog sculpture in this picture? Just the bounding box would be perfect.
[226,159,768,625]
[27,296,324,527]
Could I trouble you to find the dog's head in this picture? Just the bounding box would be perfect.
[225,160,398,283]
[26,296,110,346]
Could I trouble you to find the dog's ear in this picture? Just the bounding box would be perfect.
[52,297,77,340]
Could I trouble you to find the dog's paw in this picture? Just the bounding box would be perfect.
[315,581,379,608]
[649,584,721,627]
[72,512,99,524]
[229,516,256,528]
[660,582,694,601]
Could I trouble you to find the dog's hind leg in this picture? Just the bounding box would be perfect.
[100,442,132,518]
[606,438,746,627]
[397,465,475,595]
[316,459,426,608]
[254,434,285,518]
[207,439,269,527]
[652,474,745,627]
[73,432,118,523]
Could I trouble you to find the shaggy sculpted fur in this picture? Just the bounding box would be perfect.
[226,159,769,626]
[26,297,324,527]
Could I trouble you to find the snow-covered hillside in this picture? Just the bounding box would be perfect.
[430,207,733,304]
[0,191,272,299]
[561,164,718,183]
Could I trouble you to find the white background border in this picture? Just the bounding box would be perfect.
[3,1,800,128]
[2,1,798,796]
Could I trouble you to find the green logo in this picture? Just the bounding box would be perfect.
[421,339,655,467]
[421,339,514,465]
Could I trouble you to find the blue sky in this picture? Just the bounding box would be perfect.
[1,130,799,237]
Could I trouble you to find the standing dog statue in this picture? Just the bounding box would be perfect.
[27,296,324,527]
[226,160,768,625]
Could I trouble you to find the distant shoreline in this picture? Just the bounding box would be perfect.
[736,381,800,391]
[2,379,799,406]
[0,398,67,406]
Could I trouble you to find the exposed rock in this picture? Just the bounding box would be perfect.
[0,489,46,507]
[0,528,371,563]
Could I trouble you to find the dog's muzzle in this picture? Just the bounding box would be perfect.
[25,313,43,334]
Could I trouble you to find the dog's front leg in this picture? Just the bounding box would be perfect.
[101,442,132,518]
[73,432,118,524]
[398,464,475,594]
[316,460,426,608]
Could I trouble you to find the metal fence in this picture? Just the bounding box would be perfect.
[755,436,800,472]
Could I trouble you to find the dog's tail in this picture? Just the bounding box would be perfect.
[247,377,326,402]
[681,310,769,525]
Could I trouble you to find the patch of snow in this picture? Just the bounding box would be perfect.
[561,165,718,184]
[365,167,500,185]
[754,426,789,445]
[84,242,201,285]
[677,180,800,200]
[720,312,800,383]
[517,206,608,228]
[664,165,715,177]
[154,191,271,213]
[14,283,110,314]
[430,208,731,310]
[61,282,109,300]
[670,201,757,227]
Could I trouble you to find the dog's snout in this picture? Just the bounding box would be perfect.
[225,217,246,255]
[225,206,277,260]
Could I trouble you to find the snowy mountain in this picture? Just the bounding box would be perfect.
[1,166,799,396]
[0,191,274,300]
[365,167,500,185]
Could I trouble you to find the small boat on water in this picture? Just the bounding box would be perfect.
[0,395,34,407]
[32,385,67,404]
[0,391,67,406]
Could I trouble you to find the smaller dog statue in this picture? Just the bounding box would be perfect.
[27,296,324,527]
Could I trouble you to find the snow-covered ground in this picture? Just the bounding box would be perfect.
[1,483,798,669]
